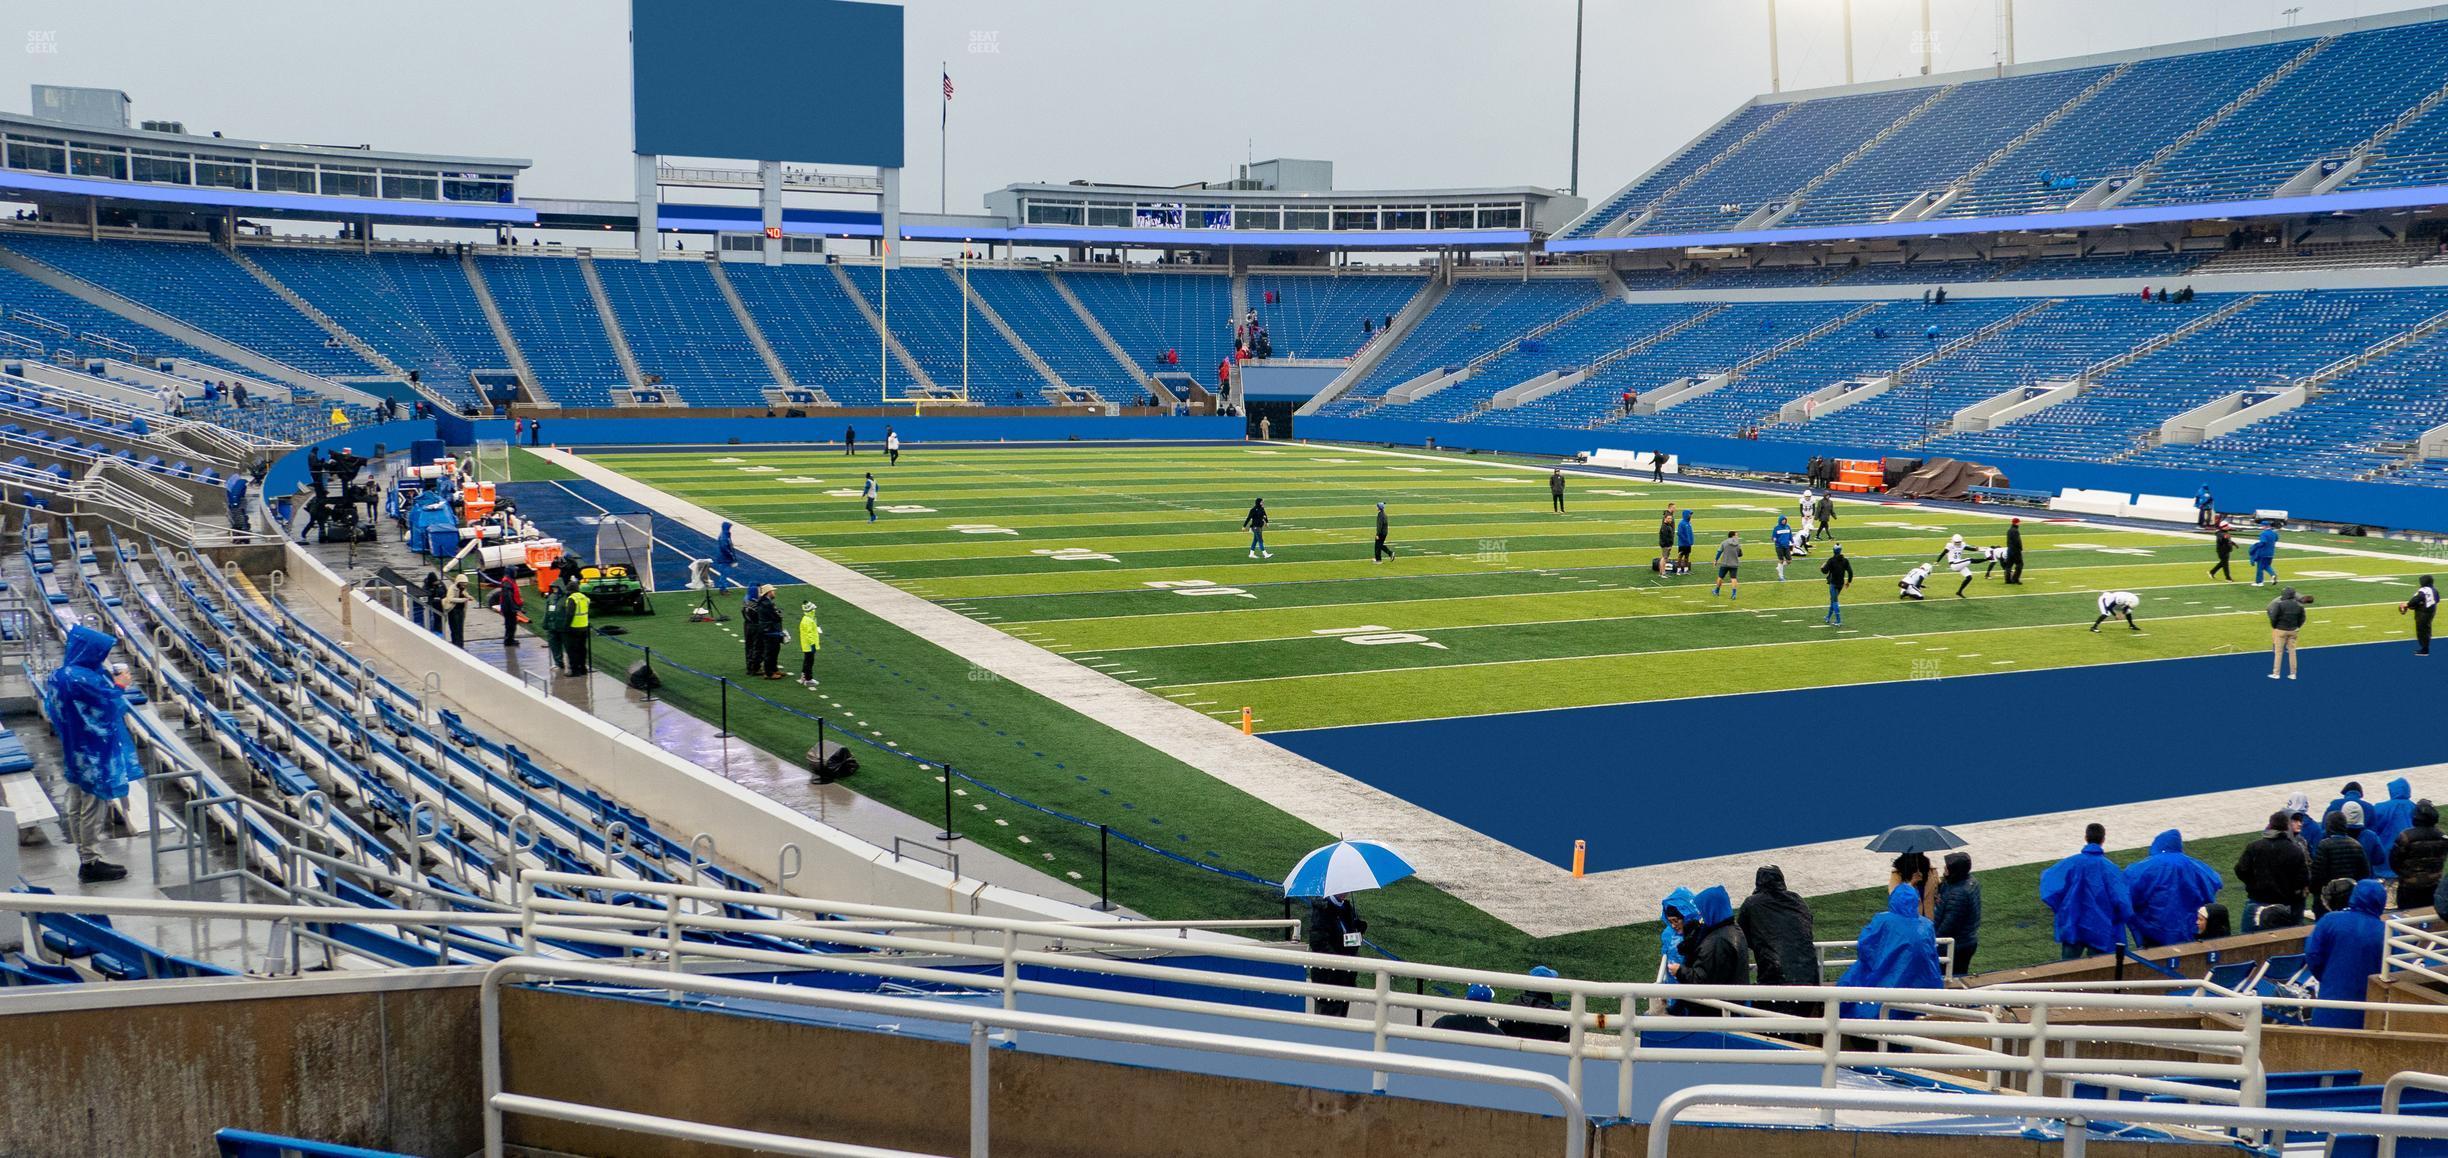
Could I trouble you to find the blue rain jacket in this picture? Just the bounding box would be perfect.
[2040,844,2133,954]
[2124,830,2224,948]
[1837,885,1941,1017]
[43,625,139,800]
[1659,887,1699,969]
[2303,879,2387,1029]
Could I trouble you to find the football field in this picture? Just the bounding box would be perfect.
[590,441,2443,874]
[601,441,2426,721]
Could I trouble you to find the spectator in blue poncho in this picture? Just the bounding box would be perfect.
[2304,879,2388,1029]
[1838,884,1942,1019]
[44,625,140,883]
[2249,526,2279,586]
[2342,801,2389,877]
[1674,508,1695,573]
[714,521,738,568]
[2368,778,2418,869]
[1658,887,1700,974]
[2040,822,2133,959]
[2324,781,2370,830]
[2124,830,2225,949]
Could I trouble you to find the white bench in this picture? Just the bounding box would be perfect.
[2124,493,2200,525]
[1587,448,1676,476]
[1,770,56,830]
[2048,487,2129,518]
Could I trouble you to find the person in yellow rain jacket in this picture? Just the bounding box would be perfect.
[562,585,591,677]
[798,601,823,687]
[330,405,350,429]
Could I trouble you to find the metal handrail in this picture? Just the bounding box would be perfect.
[2380,1072,2448,1158]
[480,957,1587,1158]
[509,871,2260,1109]
[1648,1082,2448,1158]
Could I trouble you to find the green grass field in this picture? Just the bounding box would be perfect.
[575,441,2432,985]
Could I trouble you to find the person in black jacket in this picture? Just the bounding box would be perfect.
[1372,502,1392,564]
[2210,521,2236,581]
[1670,885,1746,1016]
[2308,810,2372,914]
[1549,468,1566,514]
[1932,852,1982,976]
[1737,865,1816,990]
[1305,893,1366,1018]
[1430,983,1505,1034]
[2403,576,2439,656]
[2393,799,2448,903]
[2234,811,2310,932]
[2000,519,2025,584]
[1656,505,1677,573]
[1501,965,1569,1041]
[1820,545,1855,626]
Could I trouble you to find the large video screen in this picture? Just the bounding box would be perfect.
[632,0,905,168]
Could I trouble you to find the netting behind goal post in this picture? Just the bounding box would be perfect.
[594,513,656,591]
[473,439,512,484]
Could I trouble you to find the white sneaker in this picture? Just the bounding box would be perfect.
[1262,551,1274,558]
[2287,673,2297,680]
[2268,673,2281,680]
[1249,551,1259,558]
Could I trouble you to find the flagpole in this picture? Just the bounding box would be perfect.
[940,60,948,215]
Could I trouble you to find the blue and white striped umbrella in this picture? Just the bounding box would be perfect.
[1283,839,1416,898]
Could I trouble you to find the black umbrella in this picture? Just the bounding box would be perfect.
[1865,824,1968,854]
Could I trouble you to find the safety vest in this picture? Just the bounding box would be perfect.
[566,591,591,629]
[799,613,821,653]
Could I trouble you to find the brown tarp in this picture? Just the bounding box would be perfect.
[1889,457,2011,500]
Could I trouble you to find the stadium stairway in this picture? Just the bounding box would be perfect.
[574,255,648,394]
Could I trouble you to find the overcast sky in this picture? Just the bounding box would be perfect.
[7,0,2443,222]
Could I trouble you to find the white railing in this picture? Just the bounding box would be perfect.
[1648,1083,2448,1158]
[496,872,2262,1116]
[481,957,1587,1158]
[2384,917,2448,987]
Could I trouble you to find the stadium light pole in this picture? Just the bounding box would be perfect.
[1843,0,1854,84]
[1568,0,1584,196]
[1765,0,1782,93]
[1920,0,1934,75]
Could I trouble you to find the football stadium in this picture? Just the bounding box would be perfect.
[17,1,2448,1154]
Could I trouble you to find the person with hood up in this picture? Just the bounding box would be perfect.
[46,625,141,883]
[1671,885,1746,1014]
[1674,508,1695,574]
[2268,586,2307,680]
[2347,800,2390,877]
[420,569,447,637]
[1304,893,1366,1018]
[714,521,738,568]
[1815,493,1838,540]
[2234,811,2310,932]
[2285,791,2321,857]
[2125,830,2226,949]
[2249,525,2280,586]
[1658,887,1700,975]
[2404,575,2439,655]
[1372,502,1391,564]
[2210,520,2236,581]
[2370,778,2419,860]
[486,568,523,647]
[1430,984,1505,1035]
[2040,823,2133,959]
[1771,516,1795,581]
[2302,879,2388,1028]
[2194,485,2215,529]
[2309,809,2373,913]
[1738,865,1818,989]
[439,572,472,649]
[1837,884,1942,1018]
[2391,799,2448,903]
[1932,853,1982,975]
[2325,782,2371,830]
[1243,497,1272,559]
[541,582,570,673]
[225,472,251,532]
[1821,544,1853,625]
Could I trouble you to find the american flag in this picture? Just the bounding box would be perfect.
[942,71,955,101]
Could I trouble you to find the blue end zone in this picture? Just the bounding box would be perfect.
[497,479,800,592]
[1266,641,2442,873]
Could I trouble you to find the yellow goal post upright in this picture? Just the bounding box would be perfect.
[877,244,973,410]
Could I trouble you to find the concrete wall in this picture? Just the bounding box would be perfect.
[501,987,2207,1158]
[0,972,485,1158]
